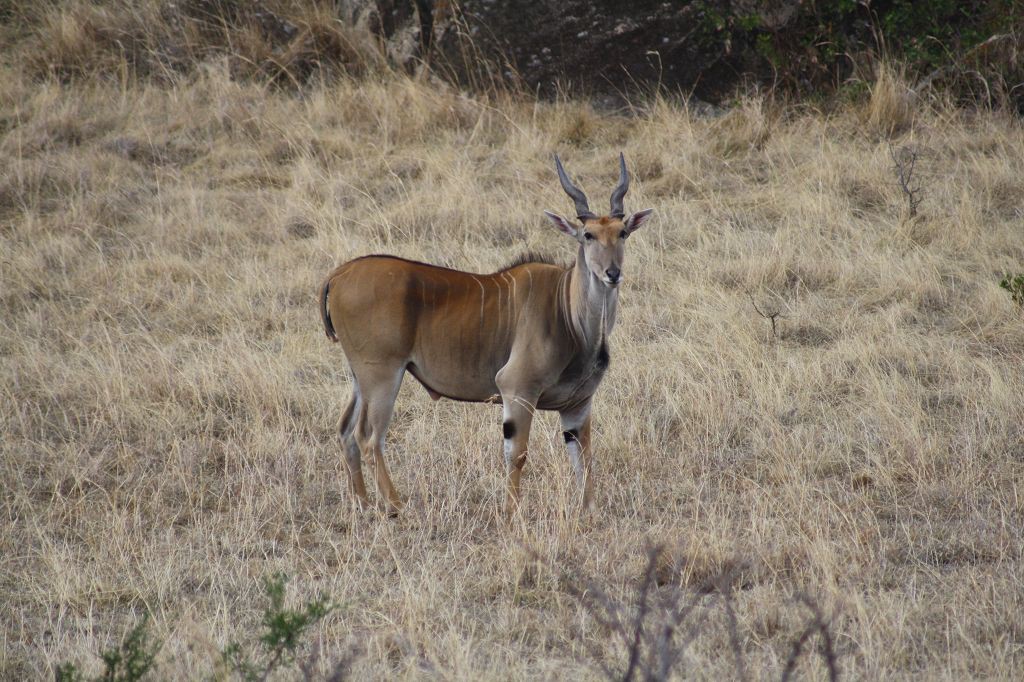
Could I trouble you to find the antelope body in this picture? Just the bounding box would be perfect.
[320,155,653,514]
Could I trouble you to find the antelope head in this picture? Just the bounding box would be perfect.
[543,153,654,288]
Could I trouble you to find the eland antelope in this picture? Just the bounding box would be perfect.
[320,154,653,514]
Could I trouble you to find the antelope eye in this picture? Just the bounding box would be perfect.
[583,232,595,241]
[619,230,628,239]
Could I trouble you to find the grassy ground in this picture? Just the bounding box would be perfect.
[2,17,1024,678]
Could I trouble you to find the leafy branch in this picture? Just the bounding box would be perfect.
[221,572,336,681]
[55,616,160,682]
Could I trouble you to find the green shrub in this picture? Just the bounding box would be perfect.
[55,616,160,682]
[55,574,336,681]
[999,273,1024,305]
[220,573,334,681]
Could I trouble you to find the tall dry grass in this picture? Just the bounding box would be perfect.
[2,10,1024,679]
[12,0,385,85]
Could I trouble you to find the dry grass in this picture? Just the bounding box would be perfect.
[865,63,918,138]
[2,29,1024,679]
[13,0,384,86]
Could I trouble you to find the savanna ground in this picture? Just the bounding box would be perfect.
[3,7,1024,680]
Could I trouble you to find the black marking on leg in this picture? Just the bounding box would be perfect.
[503,421,516,439]
[597,342,610,369]
[563,428,579,443]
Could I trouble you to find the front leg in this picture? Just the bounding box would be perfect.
[500,393,537,515]
[559,399,594,509]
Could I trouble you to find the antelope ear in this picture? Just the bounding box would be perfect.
[624,208,654,233]
[543,210,578,238]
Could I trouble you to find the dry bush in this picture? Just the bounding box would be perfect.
[864,62,917,138]
[2,23,1024,681]
[711,95,776,157]
[542,545,839,681]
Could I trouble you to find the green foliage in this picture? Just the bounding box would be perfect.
[877,0,1004,68]
[221,572,334,681]
[53,576,334,681]
[1000,273,1024,306]
[54,663,84,682]
[695,0,1021,102]
[55,617,160,682]
[693,2,761,48]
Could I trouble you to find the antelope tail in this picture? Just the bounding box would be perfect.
[320,277,338,341]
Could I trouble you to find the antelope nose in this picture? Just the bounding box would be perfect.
[606,267,621,283]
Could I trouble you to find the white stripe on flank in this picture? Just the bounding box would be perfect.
[503,273,516,311]
[495,275,503,333]
[501,273,512,334]
[507,272,516,342]
[470,274,486,330]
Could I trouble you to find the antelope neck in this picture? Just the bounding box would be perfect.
[565,244,618,347]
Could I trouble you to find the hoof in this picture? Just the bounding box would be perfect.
[382,498,404,518]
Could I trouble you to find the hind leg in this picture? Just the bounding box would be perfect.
[351,363,406,515]
[338,390,368,508]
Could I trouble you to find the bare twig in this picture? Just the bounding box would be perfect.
[653,596,711,680]
[623,547,659,681]
[780,593,839,682]
[889,143,924,218]
[540,545,841,682]
[747,291,785,338]
[719,576,750,682]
